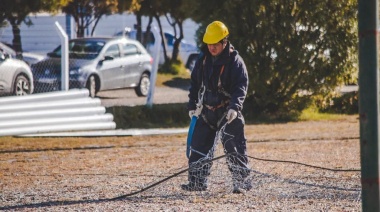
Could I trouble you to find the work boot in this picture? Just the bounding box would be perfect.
[232,178,252,194]
[182,173,208,191]
[181,183,207,191]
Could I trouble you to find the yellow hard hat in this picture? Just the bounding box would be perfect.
[203,21,229,44]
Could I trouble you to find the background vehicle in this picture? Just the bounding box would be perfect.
[31,37,152,97]
[0,50,34,96]
[0,42,45,66]
[115,28,199,71]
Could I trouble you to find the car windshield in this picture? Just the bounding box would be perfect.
[49,40,105,59]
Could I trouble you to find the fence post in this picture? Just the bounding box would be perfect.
[358,0,380,210]
[146,26,161,108]
[55,21,69,91]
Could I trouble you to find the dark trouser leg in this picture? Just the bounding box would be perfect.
[222,114,250,183]
[187,117,216,187]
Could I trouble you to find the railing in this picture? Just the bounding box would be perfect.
[0,89,116,136]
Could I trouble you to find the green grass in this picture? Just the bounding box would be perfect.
[156,72,190,87]
[156,63,190,87]
[298,106,355,121]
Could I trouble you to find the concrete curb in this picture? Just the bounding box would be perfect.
[18,128,188,137]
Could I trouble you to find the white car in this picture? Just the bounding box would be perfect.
[0,50,34,96]
[0,42,45,66]
[115,28,200,71]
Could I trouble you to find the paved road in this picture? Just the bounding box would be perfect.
[97,85,189,107]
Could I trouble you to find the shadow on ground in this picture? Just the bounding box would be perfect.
[163,77,190,91]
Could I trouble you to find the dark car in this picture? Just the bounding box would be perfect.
[31,37,153,97]
[115,28,199,71]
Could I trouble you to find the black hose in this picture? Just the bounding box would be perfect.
[110,154,228,200]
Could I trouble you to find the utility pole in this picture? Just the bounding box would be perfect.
[358,0,380,210]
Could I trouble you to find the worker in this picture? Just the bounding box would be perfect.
[182,20,251,193]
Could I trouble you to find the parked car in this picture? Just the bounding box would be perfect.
[0,49,34,96]
[115,28,199,71]
[0,42,45,66]
[31,37,153,97]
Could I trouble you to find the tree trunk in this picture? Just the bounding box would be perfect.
[77,25,85,38]
[171,21,183,63]
[135,11,142,43]
[154,15,169,64]
[91,15,102,36]
[8,17,23,59]
[76,14,86,38]
[143,16,153,47]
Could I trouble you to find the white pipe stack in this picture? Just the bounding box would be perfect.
[0,89,116,136]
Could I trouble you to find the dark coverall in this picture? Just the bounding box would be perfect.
[187,41,250,186]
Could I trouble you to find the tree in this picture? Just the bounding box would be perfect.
[119,0,171,64]
[63,0,118,38]
[163,0,192,63]
[191,0,357,118]
[118,0,194,67]
[0,0,68,55]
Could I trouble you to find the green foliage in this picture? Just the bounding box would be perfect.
[117,0,141,13]
[190,0,358,118]
[158,59,185,75]
[0,0,69,52]
[63,0,118,37]
[124,0,195,66]
[313,91,358,114]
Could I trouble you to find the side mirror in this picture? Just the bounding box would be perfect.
[104,55,114,61]
[98,55,114,66]
[0,54,5,61]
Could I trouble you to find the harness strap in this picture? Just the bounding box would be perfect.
[201,111,228,130]
[217,65,225,89]
[201,113,216,130]
[203,56,228,97]
[217,64,232,98]
[204,99,230,111]
[199,55,231,130]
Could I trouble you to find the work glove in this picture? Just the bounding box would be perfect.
[226,109,238,124]
[189,110,196,118]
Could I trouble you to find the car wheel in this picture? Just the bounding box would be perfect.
[14,74,31,96]
[135,73,150,97]
[86,75,97,98]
